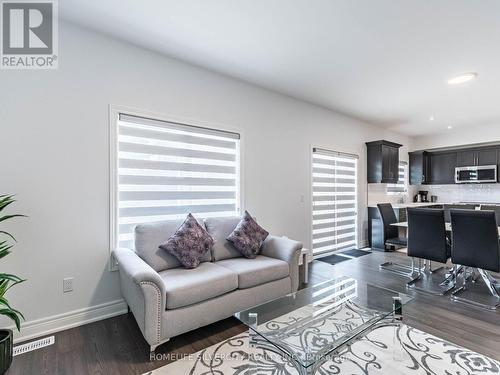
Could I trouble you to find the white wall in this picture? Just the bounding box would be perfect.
[0,22,409,340]
[412,123,500,151]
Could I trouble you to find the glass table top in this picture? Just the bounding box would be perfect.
[234,276,412,369]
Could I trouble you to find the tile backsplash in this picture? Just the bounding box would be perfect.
[367,183,500,205]
[419,184,500,204]
[367,183,418,206]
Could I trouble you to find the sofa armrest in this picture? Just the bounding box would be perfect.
[114,247,165,289]
[113,248,166,346]
[261,235,302,292]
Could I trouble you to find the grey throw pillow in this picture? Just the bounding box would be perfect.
[159,214,214,269]
[227,211,269,259]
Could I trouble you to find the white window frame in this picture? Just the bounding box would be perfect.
[109,105,244,270]
[310,145,359,257]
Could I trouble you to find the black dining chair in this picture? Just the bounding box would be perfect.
[450,209,500,309]
[377,203,411,276]
[406,208,455,295]
[443,204,476,223]
[377,203,407,250]
[481,205,500,224]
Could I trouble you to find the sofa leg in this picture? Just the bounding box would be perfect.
[149,339,170,360]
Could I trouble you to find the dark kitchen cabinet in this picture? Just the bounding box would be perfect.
[409,151,430,185]
[478,149,498,166]
[456,150,475,167]
[457,148,498,167]
[409,144,500,185]
[430,152,457,184]
[366,140,402,183]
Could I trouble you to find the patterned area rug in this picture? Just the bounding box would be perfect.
[149,323,500,374]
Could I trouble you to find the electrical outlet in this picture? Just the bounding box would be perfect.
[63,278,73,293]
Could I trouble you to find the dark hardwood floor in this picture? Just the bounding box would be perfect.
[9,251,500,374]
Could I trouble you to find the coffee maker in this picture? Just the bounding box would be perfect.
[414,190,429,203]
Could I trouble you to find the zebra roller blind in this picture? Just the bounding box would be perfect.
[115,113,240,250]
[387,161,407,193]
[312,148,358,255]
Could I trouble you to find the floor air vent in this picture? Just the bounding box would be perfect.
[13,336,55,356]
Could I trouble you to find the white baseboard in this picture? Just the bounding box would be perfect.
[12,299,128,344]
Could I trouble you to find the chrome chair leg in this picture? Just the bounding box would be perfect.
[440,265,459,286]
[407,258,422,282]
[451,267,500,310]
[406,258,455,295]
[463,267,470,287]
[478,269,500,298]
[379,257,421,277]
[427,260,444,274]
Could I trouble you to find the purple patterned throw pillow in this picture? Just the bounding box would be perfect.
[227,211,269,259]
[159,214,214,269]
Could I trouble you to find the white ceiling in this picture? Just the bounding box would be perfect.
[61,0,500,136]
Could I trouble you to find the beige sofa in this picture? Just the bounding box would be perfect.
[113,216,303,352]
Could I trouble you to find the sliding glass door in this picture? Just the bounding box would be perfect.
[311,148,358,256]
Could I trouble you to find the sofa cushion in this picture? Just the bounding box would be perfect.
[227,211,269,259]
[216,255,289,289]
[135,218,211,272]
[159,262,238,309]
[204,216,242,261]
[159,214,214,269]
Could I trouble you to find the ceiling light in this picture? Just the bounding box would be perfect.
[429,116,434,121]
[447,125,453,129]
[447,72,478,85]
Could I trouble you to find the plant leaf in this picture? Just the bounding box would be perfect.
[0,308,24,331]
[0,246,12,260]
[0,273,24,283]
[0,197,15,212]
[0,214,26,224]
[0,231,16,242]
[0,297,11,309]
[0,194,25,331]
[0,240,13,251]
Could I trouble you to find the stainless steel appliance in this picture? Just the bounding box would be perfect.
[455,165,497,184]
[413,190,429,203]
[419,191,429,202]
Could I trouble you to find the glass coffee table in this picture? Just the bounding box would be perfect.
[235,276,412,375]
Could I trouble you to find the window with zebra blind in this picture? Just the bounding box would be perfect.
[311,148,358,256]
[110,110,241,252]
[387,161,408,194]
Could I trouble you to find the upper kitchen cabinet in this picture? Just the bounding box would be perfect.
[456,149,475,167]
[429,152,457,184]
[478,148,498,165]
[409,145,500,185]
[457,147,498,167]
[366,140,402,183]
[409,151,431,185]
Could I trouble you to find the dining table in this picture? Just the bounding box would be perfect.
[391,221,500,235]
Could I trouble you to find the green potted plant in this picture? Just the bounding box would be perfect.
[0,195,25,374]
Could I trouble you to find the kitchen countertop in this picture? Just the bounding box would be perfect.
[367,202,448,209]
[368,202,498,209]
